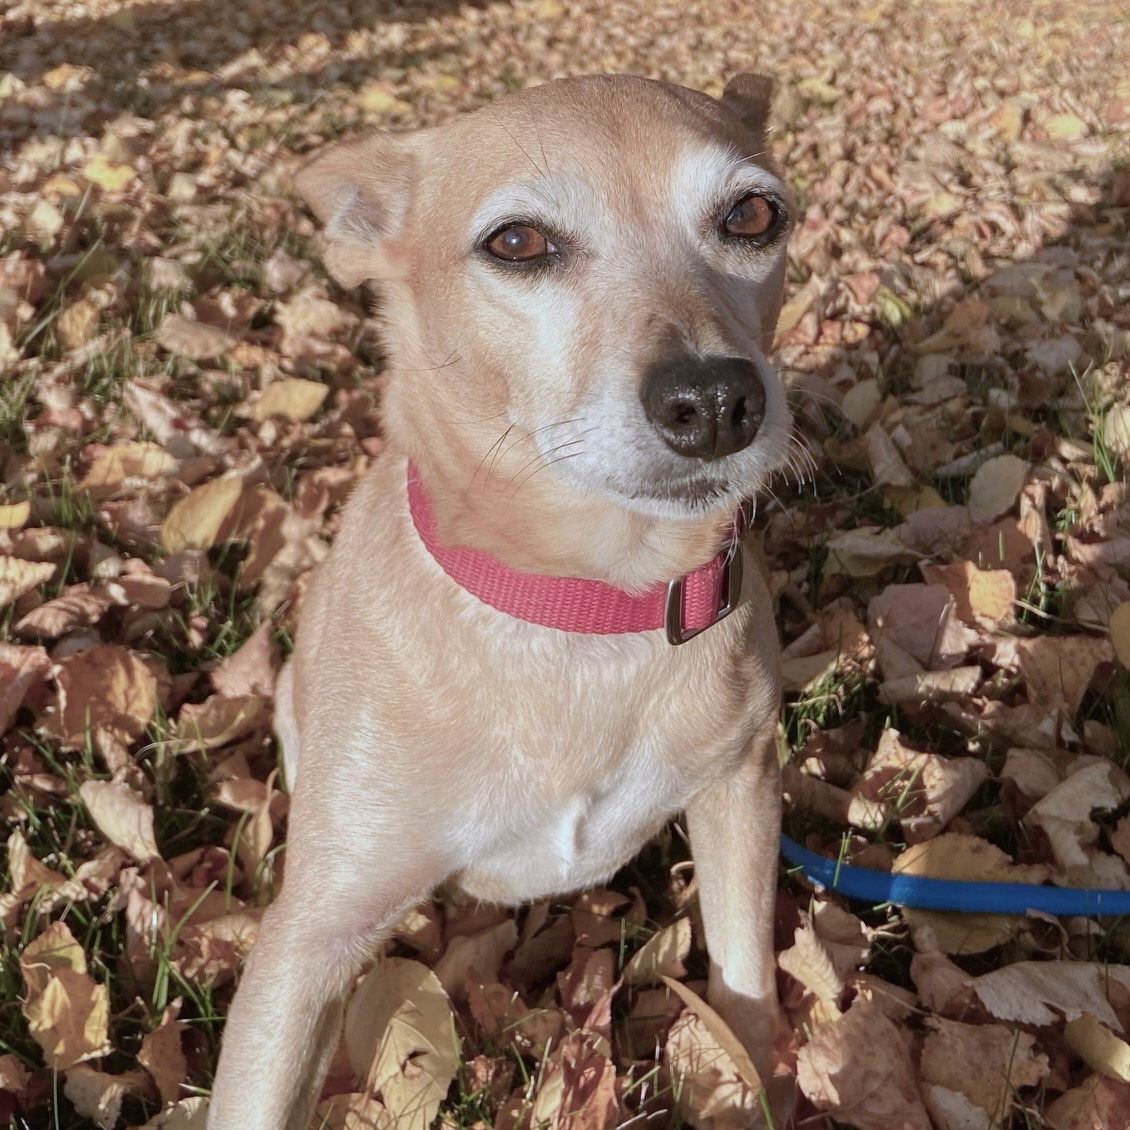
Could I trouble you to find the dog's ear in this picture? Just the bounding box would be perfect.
[293,133,416,288]
[720,73,774,139]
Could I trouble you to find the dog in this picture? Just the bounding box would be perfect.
[208,72,793,1129]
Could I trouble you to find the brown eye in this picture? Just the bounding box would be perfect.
[724,194,777,240]
[486,223,552,261]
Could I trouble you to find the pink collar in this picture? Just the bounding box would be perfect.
[406,462,748,645]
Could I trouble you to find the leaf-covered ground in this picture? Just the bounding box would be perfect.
[1,0,1128,1127]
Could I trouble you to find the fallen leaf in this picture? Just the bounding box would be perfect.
[796,997,930,1130]
[1109,601,1130,668]
[921,559,1017,627]
[1016,635,1113,715]
[920,1016,1049,1119]
[0,556,54,608]
[968,453,1029,519]
[139,1000,188,1105]
[824,527,915,577]
[242,378,329,423]
[161,474,244,553]
[19,921,110,1069]
[41,644,159,768]
[0,641,51,733]
[344,957,459,1130]
[134,1096,209,1129]
[173,694,266,752]
[1044,1075,1130,1130]
[63,1065,149,1130]
[895,833,1048,954]
[153,313,238,361]
[14,583,113,638]
[1024,761,1130,886]
[81,154,136,191]
[1065,1013,1130,1083]
[623,918,691,986]
[210,621,278,698]
[79,779,161,863]
[0,500,31,528]
[79,441,177,499]
[970,961,1130,1029]
[664,1010,760,1129]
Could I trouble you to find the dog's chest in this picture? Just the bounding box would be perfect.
[448,645,751,904]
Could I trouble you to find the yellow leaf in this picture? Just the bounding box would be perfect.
[968,453,1029,518]
[81,154,136,192]
[357,83,413,114]
[161,474,244,553]
[0,500,30,529]
[623,917,691,985]
[245,378,329,423]
[19,922,110,1070]
[1103,404,1130,461]
[79,441,177,498]
[1045,112,1088,141]
[1065,1013,1130,1082]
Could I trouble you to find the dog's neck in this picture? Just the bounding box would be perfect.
[398,445,731,593]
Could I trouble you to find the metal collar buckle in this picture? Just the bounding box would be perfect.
[663,499,752,646]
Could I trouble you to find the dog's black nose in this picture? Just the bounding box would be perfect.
[640,354,766,460]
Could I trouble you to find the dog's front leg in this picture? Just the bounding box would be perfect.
[685,731,789,1122]
[208,819,440,1130]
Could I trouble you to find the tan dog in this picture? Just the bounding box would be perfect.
[209,73,793,1129]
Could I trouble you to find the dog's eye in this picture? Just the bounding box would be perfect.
[723,194,779,241]
[485,223,554,262]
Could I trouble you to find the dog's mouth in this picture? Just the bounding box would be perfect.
[625,474,732,509]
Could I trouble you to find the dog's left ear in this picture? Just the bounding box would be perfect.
[720,73,774,139]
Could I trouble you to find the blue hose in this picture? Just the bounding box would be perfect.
[779,834,1130,916]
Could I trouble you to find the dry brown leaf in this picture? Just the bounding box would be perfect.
[243,378,329,423]
[14,583,113,639]
[210,621,278,698]
[895,833,1047,954]
[173,694,267,752]
[968,453,1030,519]
[79,779,161,863]
[6,828,86,906]
[79,441,177,499]
[664,1010,759,1129]
[433,919,518,999]
[920,1016,1049,1120]
[1023,761,1130,886]
[970,961,1130,1029]
[0,556,54,608]
[660,976,764,1100]
[796,997,930,1130]
[1045,1075,1130,1130]
[41,644,159,767]
[623,918,691,986]
[854,729,987,843]
[778,913,843,1008]
[1016,635,1114,715]
[139,1000,188,1105]
[1111,601,1130,668]
[274,288,357,338]
[161,474,245,553]
[62,1065,149,1130]
[921,559,1017,627]
[153,313,238,360]
[868,584,977,676]
[344,956,459,1130]
[19,920,111,1070]
[0,641,50,733]
[824,527,915,577]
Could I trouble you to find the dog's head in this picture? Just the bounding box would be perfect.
[298,74,791,569]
